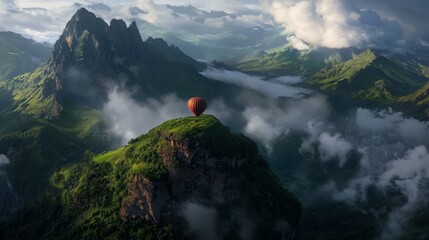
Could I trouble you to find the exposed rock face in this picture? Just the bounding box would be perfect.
[120,175,169,224]
[120,138,246,224]
[48,8,142,110]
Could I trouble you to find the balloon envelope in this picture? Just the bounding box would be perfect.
[188,97,207,117]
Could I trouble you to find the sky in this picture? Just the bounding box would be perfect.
[1,0,428,50]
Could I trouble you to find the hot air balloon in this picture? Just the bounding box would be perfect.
[188,97,207,117]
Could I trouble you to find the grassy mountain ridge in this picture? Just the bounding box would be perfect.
[308,50,428,104]
[397,82,429,117]
[236,47,328,76]
[235,46,361,77]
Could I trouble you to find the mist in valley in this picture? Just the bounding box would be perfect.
[101,68,429,238]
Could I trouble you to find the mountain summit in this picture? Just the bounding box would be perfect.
[4,8,224,119]
[1,115,302,239]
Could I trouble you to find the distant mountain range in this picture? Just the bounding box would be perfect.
[0,32,52,80]
[237,46,429,118]
[132,4,285,61]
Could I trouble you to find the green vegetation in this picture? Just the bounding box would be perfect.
[1,115,301,239]
[420,64,429,78]
[397,82,429,117]
[0,81,112,205]
[236,47,329,76]
[308,50,428,104]
[310,50,377,88]
[1,64,56,118]
[399,82,429,106]
[0,31,51,80]
[353,80,394,104]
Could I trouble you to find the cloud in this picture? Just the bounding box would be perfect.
[180,202,218,240]
[154,0,260,13]
[355,108,429,144]
[261,0,403,49]
[0,154,10,167]
[102,88,189,143]
[352,0,429,36]
[0,0,17,9]
[318,133,353,166]
[379,146,429,239]
[242,95,330,150]
[381,146,429,186]
[295,108,429,238]
[202,69,311,98]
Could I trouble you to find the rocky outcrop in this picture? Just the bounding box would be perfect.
[120,175,170,224]
[120,137,246,224]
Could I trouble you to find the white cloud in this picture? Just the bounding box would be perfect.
[102,89,189,143]
[242,95,330,150]
[379,146,429,239]
[0,154,10,167]
[356,108,429,144]
[318,133,353,166]
[202,69,311,98]
[261,0,403,49]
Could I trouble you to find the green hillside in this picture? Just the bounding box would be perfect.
[397,82,429,117]
[1,115,301,240]
[0,32,51,81]
[236,47,328,76]
[308,50,428,104]
[0,87,113,204]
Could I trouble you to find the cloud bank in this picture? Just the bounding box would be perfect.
[292,107,429,238]
[202,69,311,98]
[242,95,329,149]
[262,0,403,50]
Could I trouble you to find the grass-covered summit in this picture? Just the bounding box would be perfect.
[1,115,302,240]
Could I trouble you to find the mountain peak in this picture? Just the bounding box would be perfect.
[70,7,101,24]
[75,7,91,15]
[4,8,217,120]
[63,8,108,43]
[44,115,302,238]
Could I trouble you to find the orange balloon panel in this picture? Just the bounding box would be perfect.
[188,97,207,117]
